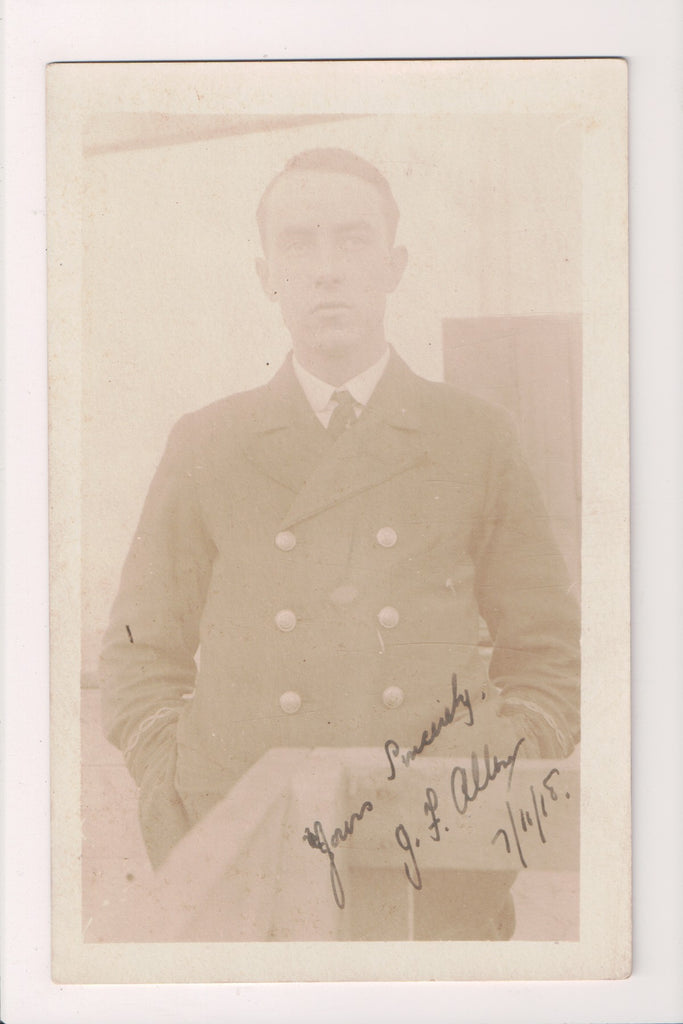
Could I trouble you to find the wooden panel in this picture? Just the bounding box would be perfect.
[443,314,582,589]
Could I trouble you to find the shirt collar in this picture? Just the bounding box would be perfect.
[292,347,391,413]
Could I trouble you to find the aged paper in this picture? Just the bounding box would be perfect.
[47,59,629,982]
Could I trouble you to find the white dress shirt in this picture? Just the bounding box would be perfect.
[292,347,391,428]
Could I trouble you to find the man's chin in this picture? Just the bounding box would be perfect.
[308,326,363,354]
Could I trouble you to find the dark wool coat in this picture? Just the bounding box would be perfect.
[100,349,580,878]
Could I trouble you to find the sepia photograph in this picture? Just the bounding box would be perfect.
[47,58,629,982]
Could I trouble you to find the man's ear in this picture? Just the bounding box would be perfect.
[385,245,408,293]
[255,256,278,302]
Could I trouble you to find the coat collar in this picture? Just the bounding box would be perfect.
[241,348,429,528]
[250,347,424,430]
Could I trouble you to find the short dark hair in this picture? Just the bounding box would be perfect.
[256,147,400,247]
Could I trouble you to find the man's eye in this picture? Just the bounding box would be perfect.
[339,235,368,252]
[284,239,310,254]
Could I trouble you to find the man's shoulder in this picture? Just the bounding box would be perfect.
[169,379,279,444]
[406,368,516,443]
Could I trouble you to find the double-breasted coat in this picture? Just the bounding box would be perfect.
[100,348,580,926]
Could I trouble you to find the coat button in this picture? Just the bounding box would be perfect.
[279,691,302,714]
[378,605,400,629]
[275,530,296,551]
[382,685,405,709]
[376,526,398,548]
[275,609,297,632]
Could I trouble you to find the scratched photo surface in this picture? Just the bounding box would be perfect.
[49,60,629,981]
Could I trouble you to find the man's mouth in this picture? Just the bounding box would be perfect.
[312,302,351,313]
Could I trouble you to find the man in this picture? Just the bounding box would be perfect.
[100,147,580,940]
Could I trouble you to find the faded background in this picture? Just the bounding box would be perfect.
[81,111,582,678]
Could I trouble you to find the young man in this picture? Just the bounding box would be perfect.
[100,148,580,940]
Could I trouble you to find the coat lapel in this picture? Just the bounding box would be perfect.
[241,350,430,528]
[240,358,330,494]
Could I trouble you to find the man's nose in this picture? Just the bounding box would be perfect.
[314,240,344,284]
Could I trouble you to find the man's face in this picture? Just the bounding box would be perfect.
[256,170,407,363]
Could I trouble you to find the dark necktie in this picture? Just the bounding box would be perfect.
[327,389,357,440]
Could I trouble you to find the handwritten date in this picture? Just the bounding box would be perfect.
[491,767,571,869]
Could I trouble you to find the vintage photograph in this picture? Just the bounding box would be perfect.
[48,59,628,981]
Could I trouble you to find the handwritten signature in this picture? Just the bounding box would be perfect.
[302,801,374,910]
[302,671,533,907]
[394,737,525,891]
[384,673,474,781]
[302,673,474,908]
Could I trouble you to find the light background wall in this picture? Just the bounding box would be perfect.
[81,112,581,674]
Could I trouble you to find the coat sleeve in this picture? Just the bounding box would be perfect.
[471,408,581,758]
[99,414,216,865]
